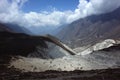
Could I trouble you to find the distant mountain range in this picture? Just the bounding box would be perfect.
[0,23,32,35]
[57,7,120,48]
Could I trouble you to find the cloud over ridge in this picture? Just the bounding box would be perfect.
[0,0,120,28]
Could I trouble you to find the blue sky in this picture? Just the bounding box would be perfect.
[22,0,79,12]
[0,0,120,29]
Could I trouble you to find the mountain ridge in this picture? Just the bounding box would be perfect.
[57,7,120,48]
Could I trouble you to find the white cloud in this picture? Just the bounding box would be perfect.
[0,0,120,29]
[67,0,120,22]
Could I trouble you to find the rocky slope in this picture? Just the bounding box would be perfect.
[58,7,120,48]
[0,38,120,80]
[74,39,120,55]
[10,40,120,72]
[1,63,120,80]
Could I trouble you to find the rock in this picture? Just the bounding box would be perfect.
[77,39,117,55]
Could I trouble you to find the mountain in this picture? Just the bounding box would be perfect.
[28,26,57,35]
[0,31,48,57]
[0,23,32,34]
[57,7,120,48]
[0,23,13,32]
[10,39,120,72]
[0,22,76,59]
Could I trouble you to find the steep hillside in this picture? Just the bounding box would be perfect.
[58,7,120,48]
[0,31,49,58]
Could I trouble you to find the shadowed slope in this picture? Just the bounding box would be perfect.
[0,31,75,57]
